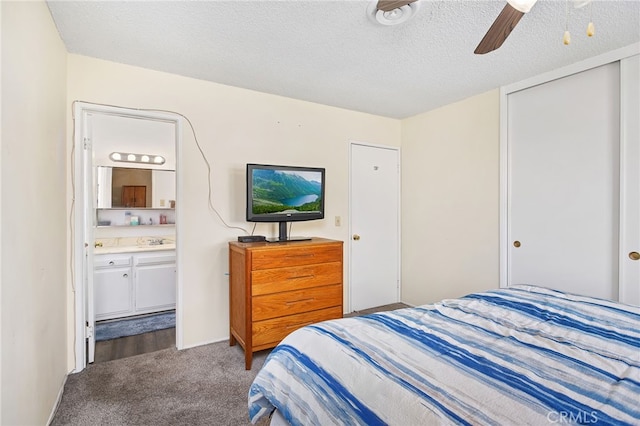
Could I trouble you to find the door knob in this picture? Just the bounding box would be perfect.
[352,234,361,241]
[629,252,640,261]
[513,241,521,248]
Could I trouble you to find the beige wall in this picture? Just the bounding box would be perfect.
[400,90,500,305]
[1,2,68,424]
[66,55,401,362]
[0,6,502,421]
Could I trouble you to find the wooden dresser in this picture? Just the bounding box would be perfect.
[229,238,343,369]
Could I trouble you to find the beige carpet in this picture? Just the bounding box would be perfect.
[51,342,270,425]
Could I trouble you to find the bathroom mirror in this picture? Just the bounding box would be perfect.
[96,166,175,209]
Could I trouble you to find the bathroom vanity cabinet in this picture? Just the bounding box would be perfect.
[94,255,133,320]
[134,252,177,313]
[94,250,176,320]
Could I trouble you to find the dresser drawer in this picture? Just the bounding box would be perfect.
[252,262,342,296]
[252,306,343,348]
[251,244,342,270]
[252,284,342,321]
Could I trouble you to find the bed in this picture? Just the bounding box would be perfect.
[248,285,640,425]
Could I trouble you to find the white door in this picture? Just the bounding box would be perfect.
[507,62,620,300]
[73,103,182,372]
[350,142,400,311]
[619,54,640,306]
[83,112,97,364]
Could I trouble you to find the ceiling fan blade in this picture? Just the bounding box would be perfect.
[376,0,417,12]
[474,3,525,55]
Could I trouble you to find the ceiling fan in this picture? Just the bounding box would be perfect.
[375,0,417,12]
[475,0,594,55]
[374,0,526,53]
[474,0,537,55]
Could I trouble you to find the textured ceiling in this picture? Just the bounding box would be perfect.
[47,0,640,119]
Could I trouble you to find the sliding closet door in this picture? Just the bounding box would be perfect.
[620,55,640,305]
[507,62,620,300]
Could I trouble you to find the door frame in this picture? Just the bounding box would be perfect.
[499,43,640,304]
[72,102,184,372]
[348,141,401,312]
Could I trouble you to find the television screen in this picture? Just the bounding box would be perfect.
[246,163,325,224]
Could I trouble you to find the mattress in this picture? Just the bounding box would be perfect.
[248,285,640,425]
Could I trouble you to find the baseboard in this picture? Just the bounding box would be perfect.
[47,373,68,425]
[179,336,229,351]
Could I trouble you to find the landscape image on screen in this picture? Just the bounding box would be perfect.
[252,169,322,215]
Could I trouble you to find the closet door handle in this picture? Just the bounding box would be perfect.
[122,273,128,278]
[629,252,640,261]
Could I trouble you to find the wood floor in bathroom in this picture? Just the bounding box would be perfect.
[94,327,176,363]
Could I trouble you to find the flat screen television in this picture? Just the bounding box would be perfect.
[246,163,325,242]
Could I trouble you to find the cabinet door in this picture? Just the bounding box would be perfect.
[135,263,176,312]
[122,185,146,207]
[94,267,133,319]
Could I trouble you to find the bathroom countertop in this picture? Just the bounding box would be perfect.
[93,237,176,255]
[94,244,176,255]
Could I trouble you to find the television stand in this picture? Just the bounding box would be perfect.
[228,238,344,369]
[266,221,312,243]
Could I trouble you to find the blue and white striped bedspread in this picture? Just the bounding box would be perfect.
[248,285,640,425]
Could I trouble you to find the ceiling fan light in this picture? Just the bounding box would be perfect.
[506,0,538,13]
[369,1,420,26]
[382,9,401,20]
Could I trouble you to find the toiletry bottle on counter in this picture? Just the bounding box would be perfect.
[130,216,139,226]
[160,214,167,224]
[124,211,131,225]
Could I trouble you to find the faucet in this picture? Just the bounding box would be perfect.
[148,238,163,246]
[94,241,103,248]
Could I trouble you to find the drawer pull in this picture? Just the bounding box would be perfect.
[109,261,115,265]
[285,298,315,305]
[285,253,315,258]
[288,274,315,280]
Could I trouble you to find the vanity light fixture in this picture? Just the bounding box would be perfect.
[109,151,166,165]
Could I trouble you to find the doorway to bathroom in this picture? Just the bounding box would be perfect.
[72,102,183,371]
